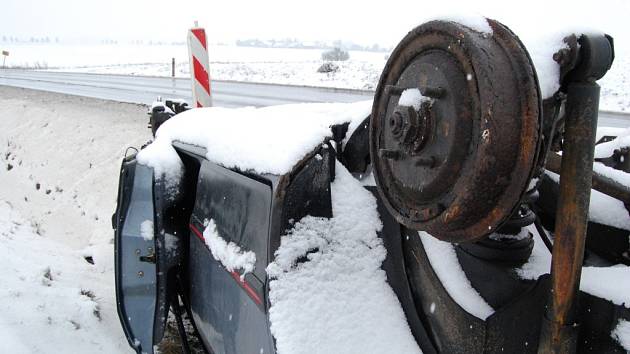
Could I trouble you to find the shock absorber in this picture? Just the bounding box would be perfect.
[537,33,614,354]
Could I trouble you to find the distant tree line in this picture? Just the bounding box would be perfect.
[236,38,390,52]
[0,36,188,46]
[1,36,60,43]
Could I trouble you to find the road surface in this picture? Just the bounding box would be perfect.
[0,69,372,108]
[1,69,628,127]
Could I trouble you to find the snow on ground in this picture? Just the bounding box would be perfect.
[597,127,628,142]
[0,85,149,353]
[266,162,421,354]
[0,201,128,353]
[202,218,256,276]
[138,100,371,186]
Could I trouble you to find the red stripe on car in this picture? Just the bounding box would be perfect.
[189,223,263,306]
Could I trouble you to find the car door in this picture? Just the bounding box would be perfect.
[113,154,160,354]
[188,160,275,354]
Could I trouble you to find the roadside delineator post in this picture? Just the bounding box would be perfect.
[187,22,212,107]
[2,50,9,69]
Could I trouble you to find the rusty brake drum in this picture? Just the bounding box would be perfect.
[369,19,542,243]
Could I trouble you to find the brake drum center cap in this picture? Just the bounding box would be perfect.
[390,103,432,154]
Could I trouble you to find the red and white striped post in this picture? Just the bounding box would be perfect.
[187,22,212,107]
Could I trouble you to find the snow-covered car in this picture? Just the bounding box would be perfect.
[113,18,630,354]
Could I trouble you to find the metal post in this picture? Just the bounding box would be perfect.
[171,57,175,77]
[538,81,599,353]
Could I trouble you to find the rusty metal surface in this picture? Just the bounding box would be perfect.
[541,82,599,354]
[369,19,541,242]
[538,33,615,354]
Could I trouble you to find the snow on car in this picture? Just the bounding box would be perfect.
[112,17,630,354]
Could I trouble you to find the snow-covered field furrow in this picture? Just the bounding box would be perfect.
[0,85,148,353]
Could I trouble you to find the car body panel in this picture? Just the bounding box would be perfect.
[188,160,274,354]
[114,159,158,354]
[115,140,337,354]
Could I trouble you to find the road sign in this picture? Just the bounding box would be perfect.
[187,24,212,107]
[2,51,8,56]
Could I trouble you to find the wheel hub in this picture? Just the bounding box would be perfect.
[370,19,542,242]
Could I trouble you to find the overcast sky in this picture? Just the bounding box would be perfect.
[1,0,629,46]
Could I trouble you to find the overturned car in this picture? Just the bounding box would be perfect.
[113,18,629,354]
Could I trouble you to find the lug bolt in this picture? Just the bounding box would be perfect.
[138,271,144,277]
[384,85,406,96]
[385,85,445,99]
[421,86,445,99]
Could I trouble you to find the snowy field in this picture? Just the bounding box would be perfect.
[0,86,147,353]
[2,39,629,112]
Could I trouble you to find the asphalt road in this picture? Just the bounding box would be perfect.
[0,69,373,108]
[1,69,628,127]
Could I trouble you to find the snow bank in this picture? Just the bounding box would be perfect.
[418,232,495,320]
[202,219,256,276]
[518,227,630,309]
[0,87,150,353]
[612,319,630,351]
[0,201,128,353]
[137,101,372,186]
[266,162,421,354]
